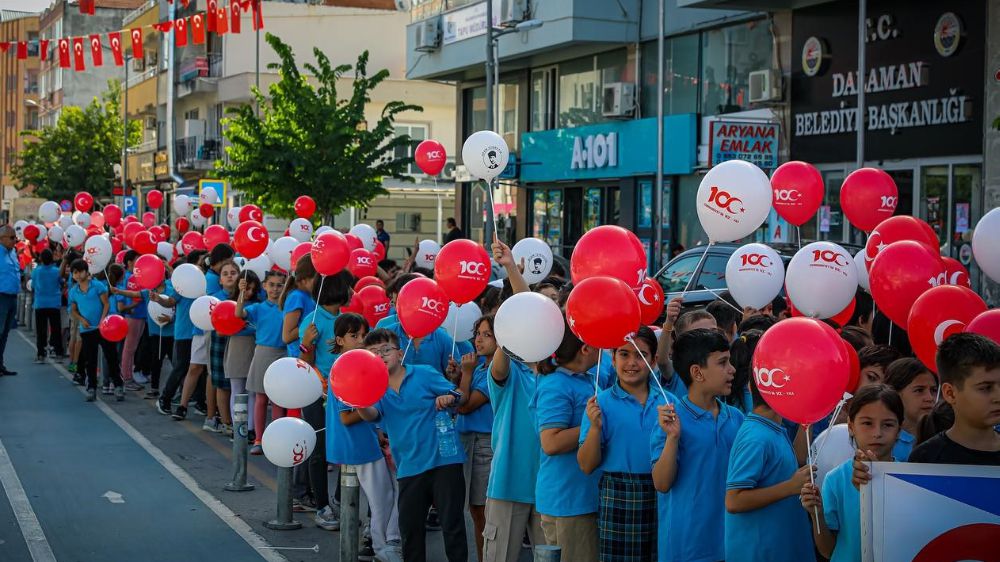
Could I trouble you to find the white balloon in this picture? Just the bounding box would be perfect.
[243,254,272,280]
[35,225,48,242]
[73,210,91,228]
[83,235,112,274]
[47,225,64,243]
[264,357,324,409]
[725,243,785,310]
[38,201,60,224]
[785,242,859,319]
[199,186,219,206]
[13,220,27,240]
[26,279,32,292]
[495,292,565,362]
[175,240,185,256]
[854,249,870,292]
[63,224,86,248]
[261,416,316,468]
[288,218,313,243]
[414,239,440,270]
[512,238,553,285]
[972,207,1000,284]
[696,160,773,243]
[156,241,175,261]
[148,300,174,327]
[172,263,207,298]
[349,224,378,252]
[227,206,242,230]
[314,226,334,238]
[444,302,483,342]
[190,295,220,331]
[462,130,509,181]
[173,194,192,217]
[268,236,299,272]
[190,209,207,228]
[57,215,73,231]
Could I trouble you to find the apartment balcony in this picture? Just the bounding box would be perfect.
[175,136,223,171]
[176,54,222,98]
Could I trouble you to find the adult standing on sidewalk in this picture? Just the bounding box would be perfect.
[444,218,466,243]
[0,225,21,377]
[376,219,391,252]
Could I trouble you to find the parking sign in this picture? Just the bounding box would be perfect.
[122,196,138,216]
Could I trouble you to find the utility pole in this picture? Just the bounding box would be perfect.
[483,0,496,246]
[654,0,665,272]
[856,0,866,170]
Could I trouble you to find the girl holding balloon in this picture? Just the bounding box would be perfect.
[205,259,240,435]
[225,270,261,440]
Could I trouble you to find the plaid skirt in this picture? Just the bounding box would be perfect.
[209,332,230,390]
[598,472,657,562]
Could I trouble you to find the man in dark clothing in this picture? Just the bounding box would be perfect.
[444,218,465,243]
[375,219,391,252]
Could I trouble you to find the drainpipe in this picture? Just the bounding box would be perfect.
[165,0,185,189]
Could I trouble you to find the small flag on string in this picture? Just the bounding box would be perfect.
[230,0,241,34]
[89,34,103,66]
[152,21,173,33]
[0,42,10,54]
[207,0,218,32]
[79,0,95,15]
[251,0,264,31]
[40,39,49,61]
[216,4,228,35]
[191,13,206,45]
[130,28,143,58]
[175,17,188,47]
[72,36,86,71]
[16,41,27,60]
[108,32,124,66]
[58,38,70,68]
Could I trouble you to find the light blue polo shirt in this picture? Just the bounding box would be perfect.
[166,282,194,341]
[457,360,494,434]
[587,349,615,390]
[298,306,339,378]
[580,381,671,473]
[532,367,600,516]
[374,313,397,330]
[892,429,915,461]
[373,364,465,478]
[146,282,174,337]
[205,270,222,295]
[659,370,688,399]
[120,272,148,319]
[823,459,863,562]
[284,289,315,357]
[487,359,540,504]
[650,396,744,562]
[386,324,473,375]
[725,413,814,562]
[0,248,21,295]
[244,300,285,348]
[326,350,383,466]
[31,264,62,309]
[68,279,108,333]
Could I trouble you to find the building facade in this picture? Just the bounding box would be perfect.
[0,11,40,221]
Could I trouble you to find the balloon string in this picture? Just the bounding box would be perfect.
[804,425,821,535]
[679,242,713,301]
[486,179,499,242]
[450,307,459,361]
[796,225,802,252]
[401,337,412,366]
[813,392,851,459]
[311,276,325,326]
[237,269,247,305]
[626,335,671,405]
[593,349,601,396]
[888,322,893,347]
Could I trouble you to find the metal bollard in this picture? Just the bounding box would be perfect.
[225,394,254,492]
[339,465,360,562]
[264,467,302,530]
[533,545,562,562]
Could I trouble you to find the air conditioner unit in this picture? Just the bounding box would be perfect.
[144,116,156,130]
[601,82,635,118]
[393,0,409,10]
[131,57,145,72]
[748,69,781,103]
[414,16,440,52]
[499,0,527,27]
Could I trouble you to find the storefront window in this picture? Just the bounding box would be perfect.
[463,86,487,136]
[952,165,978,251]
[676,175,707,250]
[584,188,602,232]
[558,50,627,128]
[818,170,845,243]
[530,68,556,131]
[700,20,772,116]
[921,166,949,247]
[640,34,699,117]
[497,79,519,150]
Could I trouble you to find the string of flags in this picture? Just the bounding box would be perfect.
[0,0,263,72]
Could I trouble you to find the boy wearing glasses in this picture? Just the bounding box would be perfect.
[358,328,469,562]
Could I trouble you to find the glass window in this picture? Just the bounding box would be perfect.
[694,254,729,291]
[951,165,978,250]
[530,68,556,131]
[676,175,707,249]
[657,254,700,293]
[393,123,428,175]
[640,34,699,117]
[497,79,519,150]
[558,50,627,127]
[463,86,487,136]
[920,166,949,247]
[638,180,652,228]
[584,188,602,232]
[700,20,772,116]
[819,170,845,242]
[547,190,562,250]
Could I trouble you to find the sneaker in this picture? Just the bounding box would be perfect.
[192,403,208,416]
[156,400,172,415]
[222,424,233,437]
[425,507,441,531]
[132,372,149,384]
[292,497,318,513]
[249,442,263,455]
[34,356,45,364]
[314,506,340,531]
[144,389,159,400]
[124,381,144,392]
[101,385,114,396]
[359,535,376,561]
[85,388,97,402]
[172,405,187,420]
[202,417,221,432]
[67,363,77,374]
[115,387,125,401]
[72,374,84,386]
[377,539,403,561]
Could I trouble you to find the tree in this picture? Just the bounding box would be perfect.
[13,80,139,200]
[217,33,422,220]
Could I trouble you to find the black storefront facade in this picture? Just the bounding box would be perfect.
[790,0,985,268]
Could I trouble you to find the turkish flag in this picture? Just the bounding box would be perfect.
[207,0,218,32]
[79,0,95,14]
[152,21,173,33]
[191,13,206,45]
[0,43,9,53]
[72,37,86,71]
[89,34,103,67]
[108,32,124,66]
[40,39,49,61]
[230,0,241,33]
[251,0,264,31]
[181,0,190,6]
[130,28,143,58]
[16,41,27,60]
[216,5,228,34]
[58,38,70,68]
[175,17,188,47]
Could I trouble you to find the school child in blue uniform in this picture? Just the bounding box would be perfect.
[280,254,317,358]
[883,358,937,461]
[31,249,63,361]
[67,259,121,402]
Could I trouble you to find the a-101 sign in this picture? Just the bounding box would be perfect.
[570,132,619,170]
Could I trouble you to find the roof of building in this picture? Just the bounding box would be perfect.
[0,10,37,22]
[93,0,147,9]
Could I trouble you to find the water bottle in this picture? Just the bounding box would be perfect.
[434,410,459,457]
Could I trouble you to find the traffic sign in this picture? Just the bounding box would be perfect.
[122,196,138,216]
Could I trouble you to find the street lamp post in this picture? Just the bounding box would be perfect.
[654,0,665,272]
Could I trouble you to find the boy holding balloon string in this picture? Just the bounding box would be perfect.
[68,258,122,402]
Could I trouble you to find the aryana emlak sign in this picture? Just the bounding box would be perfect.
[709,121,779,170]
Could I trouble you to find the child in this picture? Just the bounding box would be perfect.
[903,333,1000,465]
[727,330,764,414]
[61,248,83,373]
[236,270,288,455]
[67,259,122,402]
[115,250,147,391]
[173,256,213,421]
[578,326,669,561]
[31,249,63,362]
[226,270,260,439]
[856,345,901,388]
[151,251,203,416]
[884,358,938,461]
[651,328,744,562]
[456,316,496,561]
[724,376,814,562]
[205,259,239,434]
[800,385,903,562]
[280,254,317,358]
[142,277,174,400]
[357,329,468,562]
[655,307,715,399]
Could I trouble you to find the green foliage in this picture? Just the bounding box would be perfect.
[217,33,423,221]
[13,81,139,200]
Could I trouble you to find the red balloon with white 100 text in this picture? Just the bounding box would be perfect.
[396,277,448,338]
[330,349,389,409]
[434,239,490,305]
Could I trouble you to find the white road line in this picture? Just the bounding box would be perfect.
[0,437,57,562]
[14,330,287,562]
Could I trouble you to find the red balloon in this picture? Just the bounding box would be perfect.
[290,242,313,270]
[99,314,129,342]
[870,241,945,327]
[831,298,856,328]
[90,211,106,229]
[203,225,230,251]
[181,231,207,254]
[843,341,861,395]
[104,204,122,228]
[211,300,247,336]
[23,224,39,242]
[354,276,385,292]
[311,232,350,276]
[966,310,1000,346]
[294,196,316,219]
[175,216,191,234]
[565,276,641,349]
[942,257,971,288]
[770,161,824,227]
[140,212,154,229]
[123,222,144,247]
[347,248,378,279]
[160,224,172,239]
[110,236,123,255]
[149,225,166,243]
[907,285,986,373]
[74,191,94,212]
[115,250,127,264]
[840,168,898,232]
[344,233,363,252]
[434,240,490,305]
[396,277,449,338]
[571,225,648,289]
[330,349,389,408]
[133,254,166,289]
[198,203,215,219]
[146,189,164,209]
[414,139,447,176]
[233,221,269,259]
[752,317,850,424]
[357,285,391,327]
[373,240,386,262]
[239,205,263,223]
[636,278,665,325]
[86,225,104,239]
[131,231,157,255]
[123,215,139,225]
[341,295,363,316]
[864,216,938,270]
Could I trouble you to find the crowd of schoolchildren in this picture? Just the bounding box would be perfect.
[19,231,1000,562]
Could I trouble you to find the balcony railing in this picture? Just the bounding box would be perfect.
[128,138,157,154]
[123,0,156,26]
[126,66,157,89]
[175,136,222,169]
